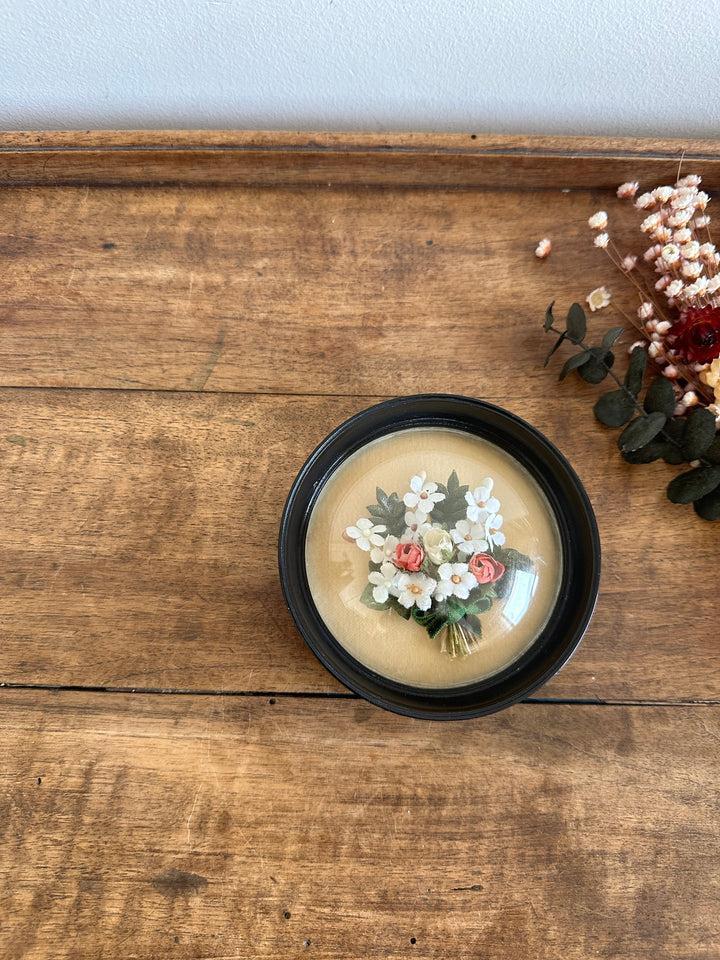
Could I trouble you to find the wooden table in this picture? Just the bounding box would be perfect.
[1,131,718,959]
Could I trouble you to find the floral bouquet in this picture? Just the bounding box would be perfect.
[344,470,530,658]
[542,173,720,520]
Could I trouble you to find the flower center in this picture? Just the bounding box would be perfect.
[451,574,461,584]
[464,533,472,541]
[420,491,429,499]
[411,585,422,594]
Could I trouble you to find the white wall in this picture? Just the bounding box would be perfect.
[2,0,718,136]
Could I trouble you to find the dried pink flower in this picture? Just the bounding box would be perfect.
[617,181,639,199]
[535,237,552,258]
[588,211,608,230]
[621,254,638,271]
[638,302,654,320]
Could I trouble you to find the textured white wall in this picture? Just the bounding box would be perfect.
[2,0,718,136]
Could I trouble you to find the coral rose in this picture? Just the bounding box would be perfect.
[393,542,424,572]
[468,552,505,584]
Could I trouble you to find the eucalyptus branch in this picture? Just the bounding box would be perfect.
[543,302,720,520]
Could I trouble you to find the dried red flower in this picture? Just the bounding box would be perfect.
[670,305,720,364]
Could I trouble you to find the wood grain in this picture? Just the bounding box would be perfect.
[0,179,678,393]
[1,690,718,960]
[2,131,720,188]
[1,387,718,701]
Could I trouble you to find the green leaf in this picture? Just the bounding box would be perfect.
[601,325,625,349]
[544,331,567,367]
[624,345,647,398]
[565,302,587,344]
[558,349,591,380]
[621,438,669,464]
[577,347,615,383]
[432,472,470,528]
[594,389,635,427]
[704,436,720,465]
[660,418,687,464]
[667,465,720,504]
[681,407,718,460]
[617,412,667,452]
[366,487,406,537]
[643,376,675,418]
[543,301,556,332]
[693,484,720,521]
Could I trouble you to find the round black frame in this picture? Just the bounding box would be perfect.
[278,395,600,720]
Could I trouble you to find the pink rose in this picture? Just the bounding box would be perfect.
[468,552,505,584]
[393,542,424,572]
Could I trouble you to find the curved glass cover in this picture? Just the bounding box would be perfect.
[304,427,563,689]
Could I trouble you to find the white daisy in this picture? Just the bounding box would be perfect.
[465,479,500,523]
[370,534,400,565]
[396,572,437,611]
[367,561,400,604]
[403,510,433,542]
[485,513,506,549]
[345,517,386,552]
[451,519,489,556]
[402,472,446,516]
[434,562,476,602]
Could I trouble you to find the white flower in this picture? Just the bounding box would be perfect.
[617,181,639,199]
[451,519,489,556]
[422,527,454,565]
[367,561,400,604]
[535,237,552,258]
[588,211,608,230]
[677,175,701,188]
[666,279,684,298]
[403,472,445,516]
[641,213,662,233]
[673,228,692,244]
[434,562,476,602]
[485,513,506,549]
[593,233,609,248]
[586,286,611,312]
[370,534,400,565]
[661,243,680,264]
[680,241,700,261]
[653,185,674,203]
[465,479,500,523]
[681,261,702,280]
[345,518,386,551]
[668,207,693,227]
[634,192,656,210]
[396,572,437,611]
[403,510,433,542]
[637,302,654,320]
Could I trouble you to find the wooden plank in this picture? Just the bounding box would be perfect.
[2,131,720,187]
[0,180,667,393]
[1,388,718,702]
[1,690,717,959]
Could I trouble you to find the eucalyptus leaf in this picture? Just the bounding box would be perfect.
[621,438,668,464]
[681,407,717,460]
[704,436,720,465]
[601,325,625,349]
[667,464,720,504]
[565,302,587,344]
[543,301,556,332]
[617,412,666,452]
[643,376,675,418]
[624,345,647,397]
[559,350,591,381]
[594,389,635,427]
[578,346,615,383]
[693,484,720,521]
[544,331,567,367]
